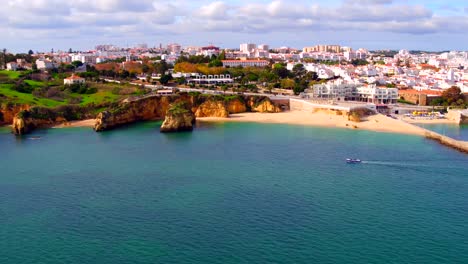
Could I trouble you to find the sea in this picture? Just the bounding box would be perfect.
[415,123,468,141]
[0,122,467,264]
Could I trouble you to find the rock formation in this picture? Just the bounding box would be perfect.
[12,110,55,135]
[247,97,282,113]
[94,95,175,131]
[0,104,30,126]
[226,98,247,114]
[94,94,284,132]
[195,100,229,118]
[160,102,195,133]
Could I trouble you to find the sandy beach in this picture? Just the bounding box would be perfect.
[401,117,457,124]
[53,119,95,128]
[198,111,428,136]
[50,112,452,137]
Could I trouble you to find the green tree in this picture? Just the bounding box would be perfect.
[28,50,34,55]
[292,64,306,78]
[154,60,169,74]
[273,65,290,79]
[280,78,295,89]
[218,50,226,60]
[208,59,223,67]
[160,74,173,85]
[442,86,463,105]
[71,60,84,68]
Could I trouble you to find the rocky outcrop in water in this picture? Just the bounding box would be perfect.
[12,109,55,135]
[160,102,195,133]
[1,104,30,126]
[94,93,284,132]
[94,95,176,132]
[11,105,99,135]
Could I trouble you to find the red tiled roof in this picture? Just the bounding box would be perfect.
[65,74,84,80]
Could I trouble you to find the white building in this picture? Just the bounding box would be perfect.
[258,44,269,51]
[221,60,269,68]
[167,43,182,54]
[310,80,398,104]
[187,74,233,84]
[71,54,97,64]
[356,86,398,104]
[240,43,257,53]
[6,62,18,71]
[64,74,85,85]
[36,59,56,70]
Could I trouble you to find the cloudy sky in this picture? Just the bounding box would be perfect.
[2,0,467,52]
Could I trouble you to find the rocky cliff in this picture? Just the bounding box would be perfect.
[1,104,30,126]
[226,98,247,114]
[11,105,98,135]
[12,109,56,135]
[160,102,195,133]
[195,100,229,117]
[94,95,176,131]
[246,97,282,113]
[94,93,284,132]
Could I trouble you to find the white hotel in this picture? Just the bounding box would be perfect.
[221,60,269,68]
[310,80,398,104]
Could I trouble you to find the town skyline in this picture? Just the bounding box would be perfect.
[1,0,467,52]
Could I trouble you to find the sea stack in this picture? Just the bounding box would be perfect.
[160,102,196,133]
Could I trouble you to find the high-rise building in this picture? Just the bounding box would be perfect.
[303,45,341,53]
[258,44,269,51]
[240,43,257,53]
[167,43,182,54]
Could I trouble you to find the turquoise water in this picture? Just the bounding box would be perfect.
[0,122,467,263]
[415,123,468,141]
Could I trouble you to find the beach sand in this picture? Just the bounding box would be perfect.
[198,111,428,136]
[53,119,95,128]
[402,117,457,124]
[51,112,443,137]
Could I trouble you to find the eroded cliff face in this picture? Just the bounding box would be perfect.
[160,102,195,133]
[94,95,177,131]
[1,104,30,126]
[12,113,55,135]
[195,100,229,118]
[94,94,285,132]
[247,97,282,113]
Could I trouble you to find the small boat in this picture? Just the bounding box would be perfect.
[346,158,362,164]
[28,136,42,140]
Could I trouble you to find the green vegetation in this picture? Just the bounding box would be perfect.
[430,86,467,108]
[0,70,22,79]
[0,70,137,108]
[398,99,416,105]
[168,102,190,115]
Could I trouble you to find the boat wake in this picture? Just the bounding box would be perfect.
[360,160,434,171]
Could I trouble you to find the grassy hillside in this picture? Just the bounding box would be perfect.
[0,70,142,108]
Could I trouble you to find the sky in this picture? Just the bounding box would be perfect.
[1,0,467,53]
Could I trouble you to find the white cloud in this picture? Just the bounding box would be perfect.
[1,0,467,51]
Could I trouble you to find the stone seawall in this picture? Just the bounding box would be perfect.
[446,109,468,125]
[424,130,468,154]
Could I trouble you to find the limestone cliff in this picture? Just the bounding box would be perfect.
[12,110,55,135]
[195,100,229,118]
[160,102,195,133]
[11,105,100,135]
[247,97,282,113]
[0,104,30,126]
[94,95,177,131]
[226,98,247,114]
